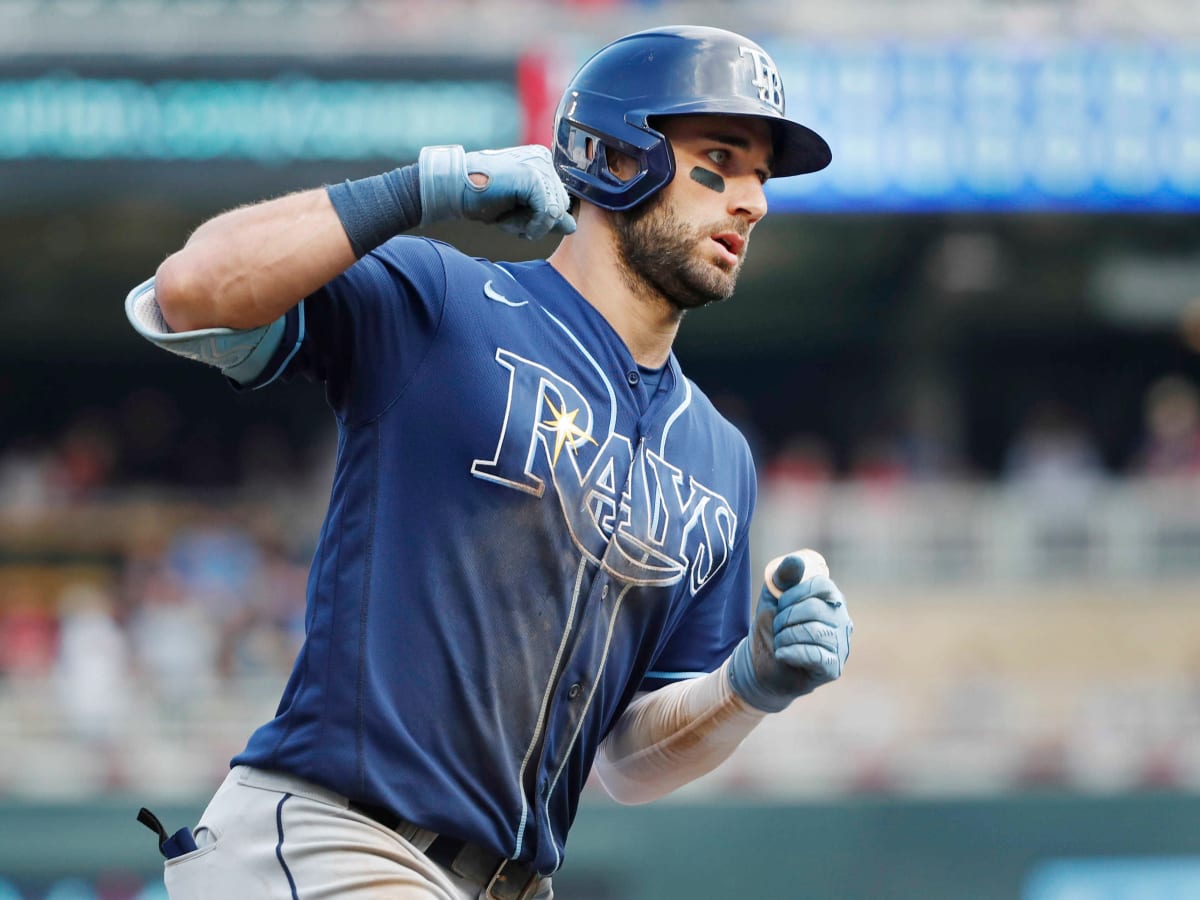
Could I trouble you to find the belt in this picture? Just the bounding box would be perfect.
[349,802,544,900]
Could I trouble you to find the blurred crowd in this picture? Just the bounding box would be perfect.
[5,371,1199,507]
[762,372,1200,491]
[0,372,1198,800]
[0,503,311,797]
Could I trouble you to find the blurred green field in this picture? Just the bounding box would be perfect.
[4,792,1200,899]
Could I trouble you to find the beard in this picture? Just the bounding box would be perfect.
[611,191,748,313]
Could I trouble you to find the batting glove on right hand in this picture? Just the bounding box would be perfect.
[728,550,854,712]
[418,144,576,240]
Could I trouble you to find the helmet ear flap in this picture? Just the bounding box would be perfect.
[587,134,663,194]
[553,101,676,211]
[561,123,627,189]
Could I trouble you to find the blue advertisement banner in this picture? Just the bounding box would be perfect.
[766,40,1200,212]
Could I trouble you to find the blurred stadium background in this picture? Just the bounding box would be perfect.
[3,0,1200,897]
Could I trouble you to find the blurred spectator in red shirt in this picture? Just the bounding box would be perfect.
[765,433,835,487]
[0,584,58,680]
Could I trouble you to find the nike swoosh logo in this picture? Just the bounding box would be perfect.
[484,279,527,307]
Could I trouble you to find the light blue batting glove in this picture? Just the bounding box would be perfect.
[418,144,576,240]
[729,550,854,712]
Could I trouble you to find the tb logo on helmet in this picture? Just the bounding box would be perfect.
[739,46,784,114]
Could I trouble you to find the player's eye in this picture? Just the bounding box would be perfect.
[707,148,732,167]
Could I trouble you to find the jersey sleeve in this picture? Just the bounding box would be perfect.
[638,527,753,692]
[234,236,448,424]
[639,460,757,693]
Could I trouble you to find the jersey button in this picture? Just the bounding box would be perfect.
[626,370,640,386]
[568,682,582,700]
[601,584,609,599]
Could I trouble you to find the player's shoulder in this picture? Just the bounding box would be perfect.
[363,237,508,300]
[670,375,758,502]
[376,236,520,282]
[675,372,727,419]
[676,375,753,451]
[371,235,472,267]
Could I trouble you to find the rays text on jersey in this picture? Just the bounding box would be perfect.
[471,349,736,593]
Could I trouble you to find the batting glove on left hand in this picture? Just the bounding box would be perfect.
[728,550,854,712]
[418,144,576,240]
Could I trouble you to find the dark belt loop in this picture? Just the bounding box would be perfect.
[484,857,542,900]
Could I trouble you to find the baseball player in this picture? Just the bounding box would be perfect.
[127,26,854,900]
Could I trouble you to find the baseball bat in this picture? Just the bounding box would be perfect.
[763,548,830,600]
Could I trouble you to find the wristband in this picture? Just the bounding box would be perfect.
[325,165,422,258]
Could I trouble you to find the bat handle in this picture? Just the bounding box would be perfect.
[763,549,829,599]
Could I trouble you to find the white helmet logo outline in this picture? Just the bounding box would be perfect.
[739,46,784,113]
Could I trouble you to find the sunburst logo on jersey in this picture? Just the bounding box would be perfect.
[541,396,597,465]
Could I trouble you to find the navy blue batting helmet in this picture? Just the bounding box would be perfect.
[552,25,831,211]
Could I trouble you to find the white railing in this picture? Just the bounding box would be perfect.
[752,475,1200,585]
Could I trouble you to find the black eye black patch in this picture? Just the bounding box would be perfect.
[689,166,725,193]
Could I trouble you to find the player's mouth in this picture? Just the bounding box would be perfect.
[710,232,745,266]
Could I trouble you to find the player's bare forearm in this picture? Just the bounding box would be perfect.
[155,188,356,333]
[595,659,766,804]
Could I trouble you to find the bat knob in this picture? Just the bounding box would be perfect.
[764,549,829,599]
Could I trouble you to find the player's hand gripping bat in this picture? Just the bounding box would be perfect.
[728,549,854,712]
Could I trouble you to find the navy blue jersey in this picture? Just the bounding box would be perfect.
[231,237,756,874]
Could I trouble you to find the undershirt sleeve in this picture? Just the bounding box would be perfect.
[594,656,767,805]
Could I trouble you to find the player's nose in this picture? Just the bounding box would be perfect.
[728,175,768,224]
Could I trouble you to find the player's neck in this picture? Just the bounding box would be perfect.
[547,228,681,369]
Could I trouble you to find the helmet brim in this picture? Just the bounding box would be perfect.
[769,119,832,177]
[640,108,832,179]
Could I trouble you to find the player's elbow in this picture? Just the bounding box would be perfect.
[154,251,228,333]
[594,746,670,806]
[595,769,662,806]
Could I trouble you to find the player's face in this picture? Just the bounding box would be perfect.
[612,115,772,312]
